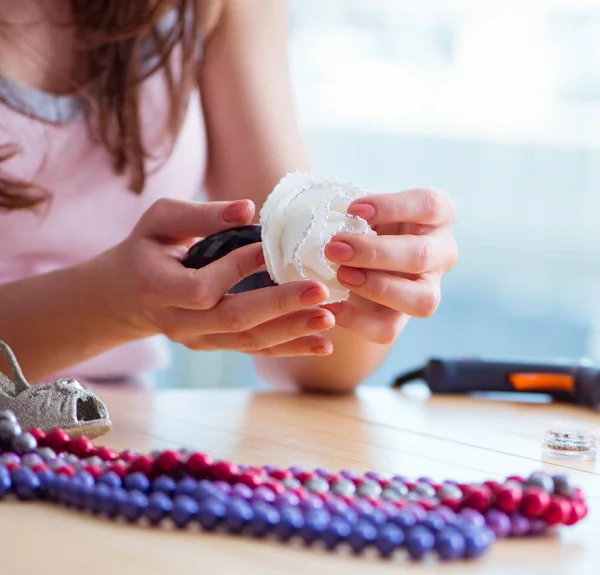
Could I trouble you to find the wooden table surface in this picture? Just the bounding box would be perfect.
[0,386,598,575]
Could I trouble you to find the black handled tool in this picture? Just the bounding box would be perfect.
[391,356,600,409]
[182,225,275,294]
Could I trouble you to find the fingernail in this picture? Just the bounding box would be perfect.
[324,303,342,315]
[307,312,334,331]
[338,266,366,286]
[311,343,333,355]
[348,202,376,222]
[223,200,252,222]
[255,250,265,267]
[325,241,354,261]
[300,286,327,306]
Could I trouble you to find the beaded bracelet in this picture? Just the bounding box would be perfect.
[0,410,589,563]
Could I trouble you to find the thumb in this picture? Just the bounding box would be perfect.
[135,198,255,240]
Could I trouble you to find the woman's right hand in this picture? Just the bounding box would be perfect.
[101,198,335,357]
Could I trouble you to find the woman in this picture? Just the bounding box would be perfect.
[0,0,458,392]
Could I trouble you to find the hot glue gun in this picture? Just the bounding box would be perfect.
[391,357,600,410]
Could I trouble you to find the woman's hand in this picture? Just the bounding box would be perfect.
[323,188,458,344]
[104,198,335,357]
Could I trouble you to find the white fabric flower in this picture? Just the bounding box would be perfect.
[259,172,376,304]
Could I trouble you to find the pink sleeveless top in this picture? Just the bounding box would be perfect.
[0,31,207,382]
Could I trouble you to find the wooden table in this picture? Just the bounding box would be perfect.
[1,387,598,574]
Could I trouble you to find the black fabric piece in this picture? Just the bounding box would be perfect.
[182,225,276,293]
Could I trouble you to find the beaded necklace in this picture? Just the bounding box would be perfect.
[0,409,589,563]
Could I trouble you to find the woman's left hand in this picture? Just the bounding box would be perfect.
[323,187,458,344]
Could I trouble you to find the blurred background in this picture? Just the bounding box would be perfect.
[158,0,600,389]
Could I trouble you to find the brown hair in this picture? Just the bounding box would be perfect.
[0,0,203,211]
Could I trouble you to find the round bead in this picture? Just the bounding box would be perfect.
[543,496,571,525]
[61,453,81,466]
[84,465,104,479]
[461,525,495,558]
[483,480,503,494]
[35,447,57,461]
[21,453,43,468]
[56,465,76,477]
[390,510,418,530]
[145,492,174,524]
[107,462,128,479]
[521,488,551,518]
[389,480,409,495]
[340,469,359,480]
[248,502,280,537]
[185,452,213,479]
[197,497,227,531]
[97,471,122,489]
[11,467,41,501]
[210,461,238,482]
[525,472,554,494]
[457,508,486,528]
[509,513,530,537]
[552,474,576,498]
[435,526,467,560]
[347,519,378,554]
[506,475,525,484]
[412,482,436,498]
[0,410,17,422]
[274,506,305,541]
[152,475,176,495]
[281,478,301,490]
[175,477,199,498]
[123,472,151,493]
[405,525,436,560]
[298,509,331,545]
[94,447,118,461]
[0,467,12,498]
[462,485,492,513]
[31,464,51,476]
[375,523,405,558]
[330,479,355,497]
[356,480,383,499]
[104,487,129,519]
[528,519,548,535]
[251,486,277,504]
[321,516,352,550]
[231,483,253,500]
[495,484,522,514]
[44,429,70,451]
[171,495,199,528]
[269,469,290,481]
[68,437,94,458]
[119,491,149,523]
[485,509,512,538]
[264,482,285,496]
[381,489,404,503]
[129,455,155,477]
[421,512,446,533]
[565,501,587,526]
[304,477,329,494]
[276,492,300,507]
[224,497,254,533]
[0,452,20,465]
[73,471,95,488]
[84,456,103,467]
[0,419,22,443]
[154,450,182,475]
[26,427,46,444]
[237,472,262,488]
[119,450,140,463]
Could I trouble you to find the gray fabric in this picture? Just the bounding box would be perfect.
[0,340,112,439]
[0,8,202,124]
